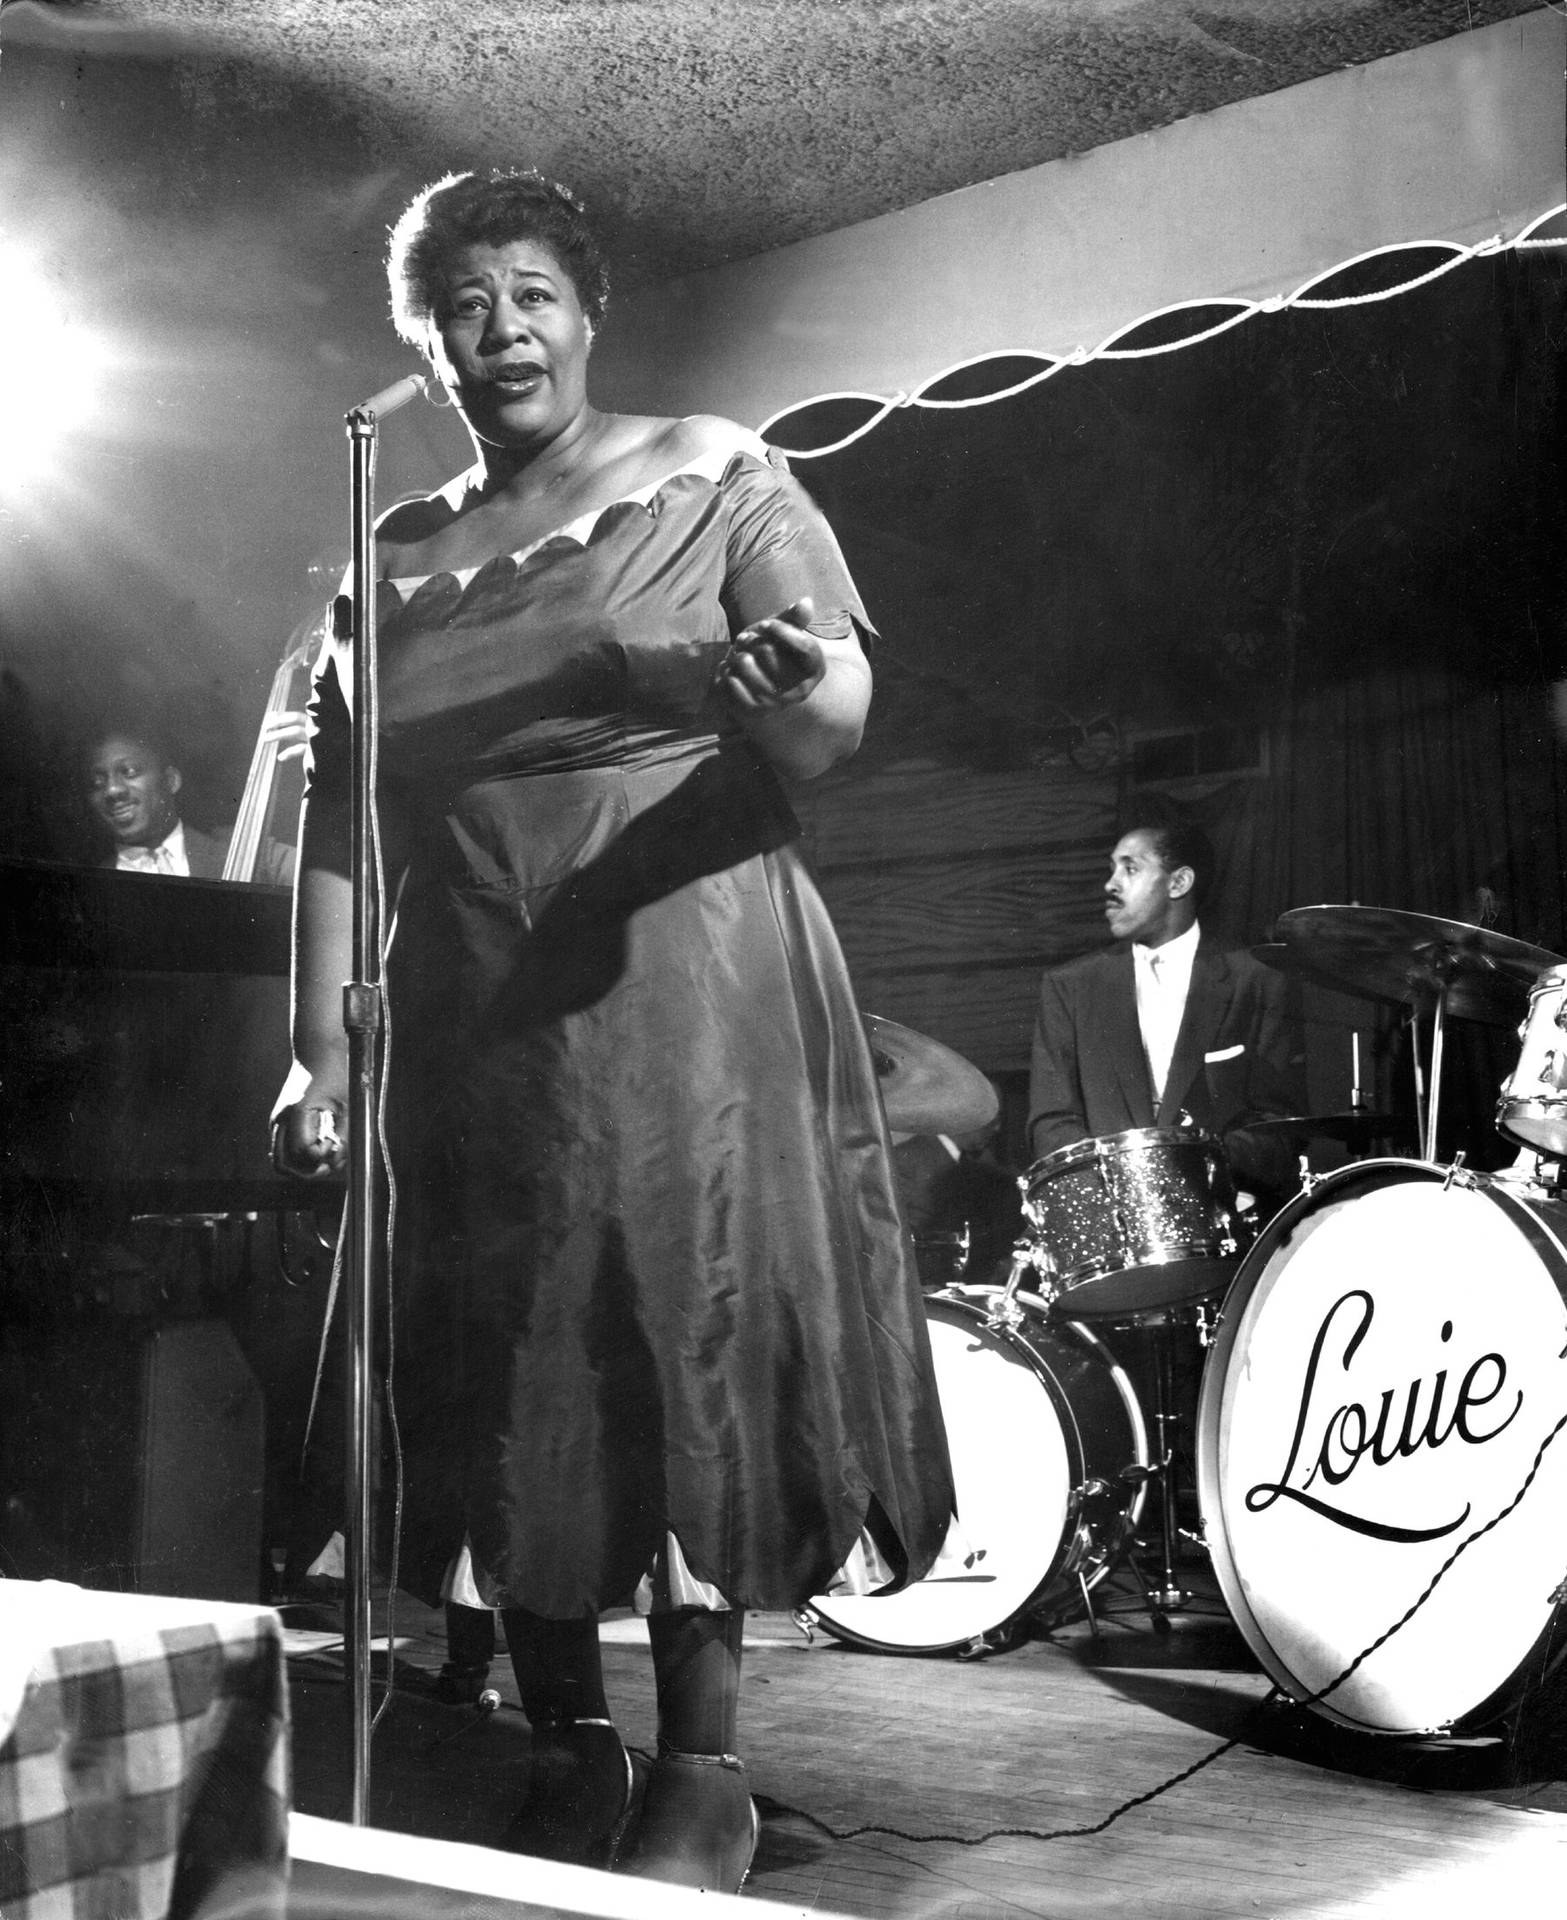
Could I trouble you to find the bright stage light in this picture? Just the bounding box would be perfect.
[0,243,112,487]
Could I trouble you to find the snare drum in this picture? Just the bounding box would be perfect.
[807,1289,1147,1653]
[1021,1127,1245,1316]
[1198,1158,1567,1735]
[1497,964,1567,1156]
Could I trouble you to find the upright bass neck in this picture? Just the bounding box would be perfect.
[222,612,322,884]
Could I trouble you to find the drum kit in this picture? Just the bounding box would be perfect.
[812,906,1567,1743]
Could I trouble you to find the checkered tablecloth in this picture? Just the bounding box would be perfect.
[0,1584,289,1920]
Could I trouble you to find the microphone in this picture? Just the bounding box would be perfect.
[348,372,428,421]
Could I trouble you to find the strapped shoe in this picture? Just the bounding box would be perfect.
[502,1717,638,1869]
[617,1749,760,1893]
[433,1660,492,1706]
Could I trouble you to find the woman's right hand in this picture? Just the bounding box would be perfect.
[271,1072,349,1178]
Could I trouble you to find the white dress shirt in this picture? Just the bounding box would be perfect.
[1133,919,1201,1106]
[115,821,188,876]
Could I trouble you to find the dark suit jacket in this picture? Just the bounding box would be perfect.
[100,823,295,886]
[1027,935,1305,1197]
[182,824,232,879]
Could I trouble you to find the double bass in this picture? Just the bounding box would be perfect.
[0,595,333,1207]
[221,605,324,883]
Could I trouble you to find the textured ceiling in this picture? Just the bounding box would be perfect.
[0,0,1556,815]
[3,0,1546,286]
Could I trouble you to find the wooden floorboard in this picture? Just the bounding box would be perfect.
[285,1562,1567,1918]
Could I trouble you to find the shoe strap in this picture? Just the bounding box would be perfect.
[656,1745,744,1770]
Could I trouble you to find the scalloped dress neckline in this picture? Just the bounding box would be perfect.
[385,426,772,598]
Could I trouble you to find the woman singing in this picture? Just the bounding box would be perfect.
[273,169,953,1893]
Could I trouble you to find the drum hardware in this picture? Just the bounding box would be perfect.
[985,1238,1057,1327]
[1270,905,1565,1164]
[1441,1152,1475,1191]
[1118,1319,1192,1622]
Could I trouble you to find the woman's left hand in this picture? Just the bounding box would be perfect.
[718,598,825,712]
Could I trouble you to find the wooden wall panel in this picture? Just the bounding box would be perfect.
[792,762,1119,1072]
[816,850,1107,974]
[796,764,1117,865]
[845,966,1044,1077]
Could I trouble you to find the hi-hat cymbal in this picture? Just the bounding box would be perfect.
[1269,906,1563,1027]
[863,1014,1000,1137]
[1249,1111,1397,1145]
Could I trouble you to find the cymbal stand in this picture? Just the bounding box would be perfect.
[1147,1323,1188,1614]
[987,1241,1200,1635]
[1117,1314,1198,1625]
[1422,984,1449,1164]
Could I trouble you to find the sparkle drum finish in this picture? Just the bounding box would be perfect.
[1022,1128,1245,1316]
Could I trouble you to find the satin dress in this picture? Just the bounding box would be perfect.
[306,428,954,1617]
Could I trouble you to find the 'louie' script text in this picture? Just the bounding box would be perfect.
[1244,1289,1520,1542]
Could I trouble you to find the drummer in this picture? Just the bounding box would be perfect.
[1027,810,1304,1222]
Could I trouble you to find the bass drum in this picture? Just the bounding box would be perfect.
[1198,1159,1567,1735]
[808,1289,1147,1654]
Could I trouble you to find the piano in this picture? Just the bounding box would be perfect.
[0,856,300,1211]
[0,858,332,1600]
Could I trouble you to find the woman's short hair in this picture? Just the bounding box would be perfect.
[388,170,611,346]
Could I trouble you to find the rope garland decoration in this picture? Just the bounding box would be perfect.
[760,206,1567,459]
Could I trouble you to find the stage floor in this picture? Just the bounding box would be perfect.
[283,1559,1567,1918]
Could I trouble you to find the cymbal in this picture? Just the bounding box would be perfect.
[1270,906,1563,1027]
[1249,1111,1397,1145]
[1250,945,1390,1022]
[863,1014,1000,1138]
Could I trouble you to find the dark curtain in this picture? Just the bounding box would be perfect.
[1171,665,1566,1158]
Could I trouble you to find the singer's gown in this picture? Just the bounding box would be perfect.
[306,428,955,1615]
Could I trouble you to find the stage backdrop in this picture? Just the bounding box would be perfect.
[586,11,1567,1116]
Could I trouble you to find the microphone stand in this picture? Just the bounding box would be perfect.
[340,372,424,1823]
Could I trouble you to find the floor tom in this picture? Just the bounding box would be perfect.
[808,1289,1147,1654]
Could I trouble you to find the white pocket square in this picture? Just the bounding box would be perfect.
[1204,1044,1245,1064]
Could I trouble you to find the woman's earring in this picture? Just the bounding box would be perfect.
[428,382,456,411]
